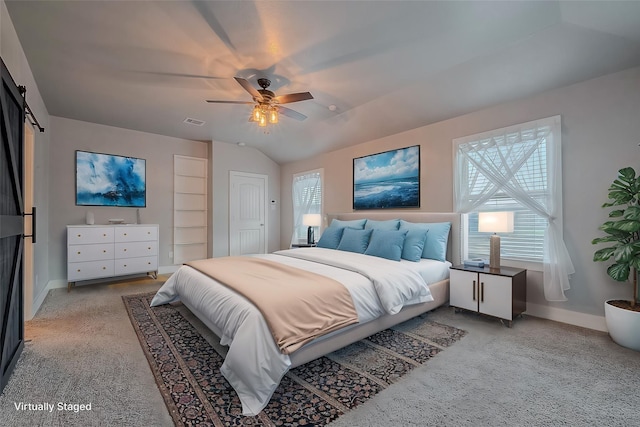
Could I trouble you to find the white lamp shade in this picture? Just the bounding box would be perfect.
[303,214,322,227]
[478,211,514,233]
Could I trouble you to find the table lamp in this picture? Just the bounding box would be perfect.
[303,214,321,244]
[478,211,514,270]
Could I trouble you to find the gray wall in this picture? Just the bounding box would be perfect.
[281,66,640,322]
[48,117,209,281]
[211,140,280,257]
[2,0,51,306]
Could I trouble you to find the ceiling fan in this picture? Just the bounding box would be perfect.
[206,77,313,126]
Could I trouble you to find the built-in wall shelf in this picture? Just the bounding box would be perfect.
[174,155,208,264]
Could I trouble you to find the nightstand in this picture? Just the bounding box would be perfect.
[291,243,317,248]
[449,264,526,327]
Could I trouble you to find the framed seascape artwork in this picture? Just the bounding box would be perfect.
[75,150,146,207]
[353,145,420,210]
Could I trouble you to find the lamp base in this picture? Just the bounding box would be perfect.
[307,226,315,244]
[489,234,501,270]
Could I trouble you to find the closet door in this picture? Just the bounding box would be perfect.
[0,58,25,393]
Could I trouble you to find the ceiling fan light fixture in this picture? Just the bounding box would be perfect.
[258,113,267,127]
[252,105,262,122]
[269,107,278,124]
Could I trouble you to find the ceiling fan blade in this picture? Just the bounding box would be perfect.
[274,92,314,104]
[234,77,262,101]
[141,71,225,80]
[277,106,307,121]
[206,100,254,104]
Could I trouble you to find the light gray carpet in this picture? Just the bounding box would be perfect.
[1,276,638,427]
[0,276,173,427]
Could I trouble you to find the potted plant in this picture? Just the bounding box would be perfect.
[592,166,640,351]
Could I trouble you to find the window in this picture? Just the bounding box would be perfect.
[291,169,323,245]
[454,116,574,301]
[464,137,549,263]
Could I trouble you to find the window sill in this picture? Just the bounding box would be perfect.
[501,258,543,273]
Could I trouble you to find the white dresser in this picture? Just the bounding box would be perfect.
[67,224,159,291]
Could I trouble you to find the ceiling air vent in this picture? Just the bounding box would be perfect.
[183,117,205,126]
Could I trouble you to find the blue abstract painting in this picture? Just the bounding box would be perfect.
[353,145,420,210]
[76,151,146,207]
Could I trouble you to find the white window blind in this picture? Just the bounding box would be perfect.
[291,169,323,245]
[454,116,574,301]
[465,136,549,262]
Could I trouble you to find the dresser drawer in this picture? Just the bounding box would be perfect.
[67,227,114,245]
[114,226,158,242]
[68,260,114,281]
[114,256,158,276]
[114,241,158,259]
[67,244,112,263]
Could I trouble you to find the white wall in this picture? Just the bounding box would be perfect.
[47,117,209,282]
[211,140,280,257]
[281,66,640,328]
[1,0,51,314]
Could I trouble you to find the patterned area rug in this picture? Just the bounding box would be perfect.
[123,292,466,426]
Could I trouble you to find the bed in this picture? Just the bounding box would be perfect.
[151,212,461,416]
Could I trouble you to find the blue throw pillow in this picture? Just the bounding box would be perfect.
[330,218,367,230]
[316,226,346,249]
[400,228,429,262]
[399,220,451,262]
[336,228,373,254]
[365,229,407,261]
[364,219,400,231]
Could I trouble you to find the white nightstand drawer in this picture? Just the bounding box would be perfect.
[67,227,114,245]
[67,244,112,262]
[114,241,158,259]
[114,256,158,275]
[68,260,114,281]
[114,226,158,242]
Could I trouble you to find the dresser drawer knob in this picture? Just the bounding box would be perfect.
[148,247,151,250]
[77,234,81,237]
[148,262,151,265]
[124,248,127,251]
[103,267,106,270]
[124,264,127,267]
[77,251,81,255]
[77,269,81,272]
[103,250,106,253]
[103,233,106,237]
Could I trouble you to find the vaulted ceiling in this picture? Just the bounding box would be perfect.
[6,1,640,163]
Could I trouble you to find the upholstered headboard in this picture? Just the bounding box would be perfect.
[325,212,462,266]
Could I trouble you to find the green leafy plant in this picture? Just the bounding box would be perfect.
[592,167,640,308]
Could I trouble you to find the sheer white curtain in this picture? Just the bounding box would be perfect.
[291,170,322,246]
[454,115,574,301]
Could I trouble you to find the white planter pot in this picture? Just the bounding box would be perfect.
[604,300,640,352]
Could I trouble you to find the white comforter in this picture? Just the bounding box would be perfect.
[150,248,439,415]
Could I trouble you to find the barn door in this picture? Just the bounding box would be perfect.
[0,58,25,393]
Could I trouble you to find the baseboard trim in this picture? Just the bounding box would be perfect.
[526,303,607,332]
[46,279,67,290]
[158,265,179,275]
[29,285,50,319]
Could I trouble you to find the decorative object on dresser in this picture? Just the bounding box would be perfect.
[67,224,158,292]
[353,145,420,210]
[449,264,526,327]
[477,211,514,270]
